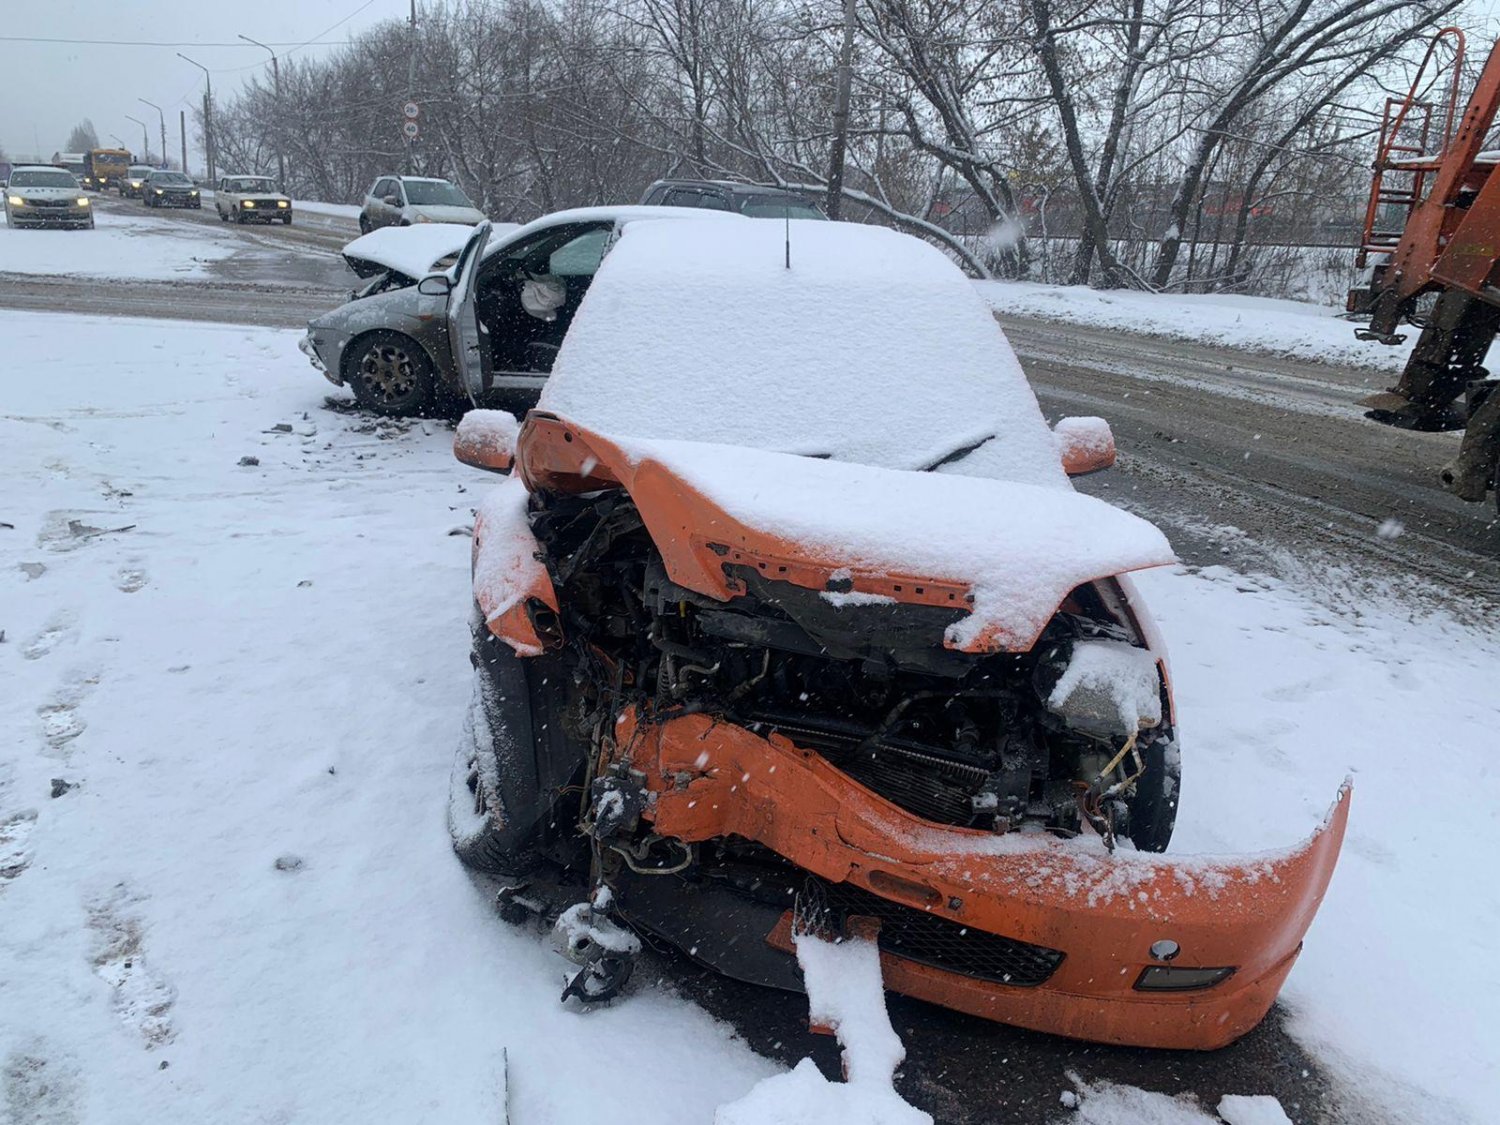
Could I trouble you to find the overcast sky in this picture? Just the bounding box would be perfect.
[0,0,408,166]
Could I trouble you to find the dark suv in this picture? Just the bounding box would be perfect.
[639,178,825,219]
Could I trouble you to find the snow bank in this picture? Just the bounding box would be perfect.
[544,219,1068,486]
[976,279,1427,372]
[627,437,1174,650]
[0,208,238,280]
[716,933,929,1125]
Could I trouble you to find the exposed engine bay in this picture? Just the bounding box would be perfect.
[529,489,1176,855]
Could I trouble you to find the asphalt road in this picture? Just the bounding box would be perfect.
[2,202,1490,1120]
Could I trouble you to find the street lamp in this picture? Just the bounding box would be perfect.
[125,116,148,163]
[177,53,214,182]
[238,33,285,193]
[139,99,167,168]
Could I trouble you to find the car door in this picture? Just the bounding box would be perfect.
[445,220,494,405]
[368,178,393,228]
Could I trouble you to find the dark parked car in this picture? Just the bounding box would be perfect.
[640,178,825,219]
[142,170,201,209]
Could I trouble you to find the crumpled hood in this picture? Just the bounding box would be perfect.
[515,418,1177,652]
[342,222,521,279]
[342,223,482,280]
[407,203,487,225]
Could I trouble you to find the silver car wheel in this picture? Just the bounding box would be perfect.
[358,341,418,403]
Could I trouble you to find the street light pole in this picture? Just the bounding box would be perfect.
[238,34,285,193]
[177,53,214,182]
[140,99,167,168]
[125,116,148,163]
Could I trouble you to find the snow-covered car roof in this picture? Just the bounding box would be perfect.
[485,205,745,259]
[541,218,1069,487]
[341,222,521,280]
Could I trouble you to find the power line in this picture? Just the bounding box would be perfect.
[0,35,352,48]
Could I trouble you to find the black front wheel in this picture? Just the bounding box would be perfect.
[345,331,434,416]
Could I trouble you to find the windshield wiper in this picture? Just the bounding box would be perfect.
[920,434,995,472]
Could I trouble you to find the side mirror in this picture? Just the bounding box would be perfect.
[454,409,521,473]
[1054,416,1116,476]
[417,273,452,296]
[384,194,401,206]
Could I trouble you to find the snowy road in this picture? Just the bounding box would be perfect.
[3,205,1499,1124]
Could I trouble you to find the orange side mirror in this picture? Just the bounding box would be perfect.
[454,409,520,473]
[1054,416,1116,476]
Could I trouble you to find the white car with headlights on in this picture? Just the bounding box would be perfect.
[215,174,293,225]
[4,166,93,229]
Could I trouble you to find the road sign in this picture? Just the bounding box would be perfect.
[403,101,420,120]
[402,120,420,140]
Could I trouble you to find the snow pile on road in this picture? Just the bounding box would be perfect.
[627,437,1175,649]
[0,208,239,281]
[716,932,930,1125]
[544,219,1068,486]
[1058,1076,1295,1123]
[976,279,1438,372]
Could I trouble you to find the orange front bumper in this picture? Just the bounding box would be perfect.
[616,711,1349,1050]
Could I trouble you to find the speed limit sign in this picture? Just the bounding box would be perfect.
[402,120,420,140]
[403,101,420,120]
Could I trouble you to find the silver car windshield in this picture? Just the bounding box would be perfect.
[404,180,471,207]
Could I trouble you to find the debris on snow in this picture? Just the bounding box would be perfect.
[273,855,305,873]
[1375,518,1405,541]
[1217,1094,1295,1125]
[715,931,931,1125]
[49,779,76,799]
[237,456,260,467]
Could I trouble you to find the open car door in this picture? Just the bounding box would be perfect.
[446,220,493,406]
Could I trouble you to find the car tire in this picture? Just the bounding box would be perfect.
[1126,735,1180,854]
[449,618,560,878]
[358,214,371,234]
[281,215,292,225]
[218,207,228,222]
[345,331,435,416]
[398,219,411,227]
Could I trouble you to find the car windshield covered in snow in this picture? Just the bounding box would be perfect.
[405,179,472,206]
[12,168,77,188]
[538,219,1069,488]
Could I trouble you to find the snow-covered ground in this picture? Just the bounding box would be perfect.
[0,208,240,281]
[3,307,1496,1123]
[976,280,1426,372]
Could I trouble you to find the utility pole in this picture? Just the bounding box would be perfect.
[140,99,167,169]
[405,0,418,174]
[124,117,148,162]
[177,53,214,181]
[180,110,188,175]
[825,0,857,220]
[238,34,285,193]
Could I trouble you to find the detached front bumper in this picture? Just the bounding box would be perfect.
[616,711,1350,1051]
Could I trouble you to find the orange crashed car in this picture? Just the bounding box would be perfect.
[443,217,1348,1049]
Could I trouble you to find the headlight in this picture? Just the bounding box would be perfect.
[78,198,90,206]
[155,189,164,195]
[6,195,21,206]
[277,200,289,208]
[130,181,141,188]
[190,190,199,197]
[243,200,256,208]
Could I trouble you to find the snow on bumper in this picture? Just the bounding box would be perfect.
[299,331,340,385]
[618,710,1350,1051]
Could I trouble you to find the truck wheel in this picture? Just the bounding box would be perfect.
[345,331,434,416]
